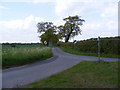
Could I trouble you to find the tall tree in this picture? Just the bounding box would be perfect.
[37,22,58,46]
[58,15,85,42]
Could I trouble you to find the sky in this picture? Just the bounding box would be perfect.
[0,0,119,43]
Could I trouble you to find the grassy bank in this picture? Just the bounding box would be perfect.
[59,47,120,58]
[2,45,53,69]
[57,36,119,58]
[23,61,118,88]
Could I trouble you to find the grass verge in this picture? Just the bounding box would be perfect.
[59,47,120,58]
[23,61,119,88]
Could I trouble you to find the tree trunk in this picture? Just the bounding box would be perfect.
[65,35,70,42]
[47,41,49,46]
[65,28,73,42]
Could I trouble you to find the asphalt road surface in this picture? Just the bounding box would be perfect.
[2,47,119,88]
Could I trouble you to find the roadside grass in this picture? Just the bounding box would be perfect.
[59,47,120,58]
[2,45,53,69]
[23,61,119,88]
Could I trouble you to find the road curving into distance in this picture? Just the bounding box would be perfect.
[2,47,119,88]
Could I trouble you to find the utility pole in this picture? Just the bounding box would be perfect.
[98,36,100,62]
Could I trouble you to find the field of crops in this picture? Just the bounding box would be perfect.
[2,45,53,69]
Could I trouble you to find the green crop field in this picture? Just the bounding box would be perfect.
[2,44,53,69]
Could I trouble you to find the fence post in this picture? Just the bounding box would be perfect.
[98,36,100,62]
[73,40,77,49]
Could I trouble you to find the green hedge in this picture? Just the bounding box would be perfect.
[58,36,119,55]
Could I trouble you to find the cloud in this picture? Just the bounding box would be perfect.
[74,20,118,40]
[0,0,55,3]
[0,15,43,29]
[101,3,118,19]
[0,15,43,43]
[55,0,74,16]
[54,0,118,17]
[83,20,117,31]
[54,0,107,20]
[54,0,118,41]
[0,0,118,42]
[0,5,9,9]
[106,20,118,30]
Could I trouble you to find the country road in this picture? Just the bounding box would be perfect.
[2,47,119,88]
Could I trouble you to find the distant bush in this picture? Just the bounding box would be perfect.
[11,43,16,48]
[57,42,73,48]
